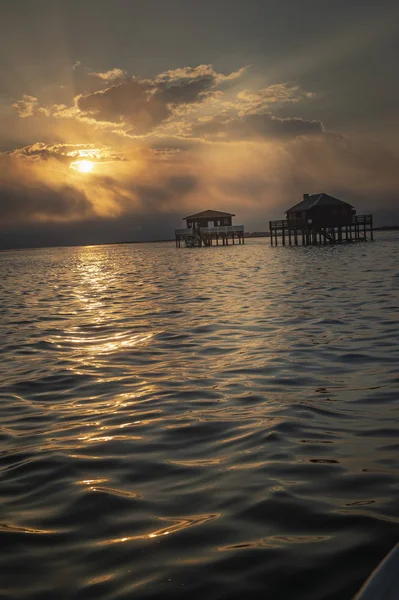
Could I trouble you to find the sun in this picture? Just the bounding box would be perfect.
[71,160,94,173]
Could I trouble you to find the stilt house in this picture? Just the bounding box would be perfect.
[185,209,235,230]
[175,209,244,247]
[286,193,355,228]
[270,193,373,246]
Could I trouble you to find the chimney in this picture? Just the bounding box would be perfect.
[303,193,310,201]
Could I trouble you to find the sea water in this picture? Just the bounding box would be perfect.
[1,234,398,599]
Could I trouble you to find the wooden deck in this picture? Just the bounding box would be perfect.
[269,215,373,246]
[175,225,244,247]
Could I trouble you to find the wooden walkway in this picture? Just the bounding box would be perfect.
[269,215,373,246]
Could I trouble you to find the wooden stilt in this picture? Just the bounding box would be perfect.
[268,214,373,248]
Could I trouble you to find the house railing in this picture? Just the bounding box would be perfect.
[175,225,244,236]
[354,214,373,224]
[199,225,244,234]
[269,220,287,229]
[270,215,373,229]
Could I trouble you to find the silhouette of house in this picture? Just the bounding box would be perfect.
[270,193,373,246]
[175,209,244,247]
[184,209,235,230]
[286,193,355,229]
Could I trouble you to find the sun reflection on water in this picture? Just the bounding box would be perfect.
[52,246,155,362]
[53,331,153,354]
[99,514,221,545]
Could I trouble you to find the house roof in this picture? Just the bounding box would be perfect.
[184,209,235,220]
[286,193,354,213]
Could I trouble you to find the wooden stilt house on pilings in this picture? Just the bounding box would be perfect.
[175,210,245,247]
[269,193,373,246]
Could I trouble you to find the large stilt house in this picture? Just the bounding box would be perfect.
[270,193,373,246]
[286,193,355,228]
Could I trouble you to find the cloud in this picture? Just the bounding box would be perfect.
[147,147,182,160]
[6,142,125,164]
[154,64,247,85]
[12,95,39,117]
[66,65,247,135]
[75,78,168,134]
[189,112,324,141]
[0,155,93,225]
[236,84,314,114]
[90,68,128,81]
[0,142,200,230]
[39,104,79,119]
[73,74,316,141]
[10,66,317,145]
[0,213,181,249]
[75,74,224,133]
[1,182,93,223]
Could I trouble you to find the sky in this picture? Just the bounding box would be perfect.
[1,0,399,248]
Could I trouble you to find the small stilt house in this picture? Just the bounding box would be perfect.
[185,209,235,231]
[270,193,373,246]
[175,209,244,247]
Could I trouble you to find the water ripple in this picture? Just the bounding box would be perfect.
[0,234,398,599]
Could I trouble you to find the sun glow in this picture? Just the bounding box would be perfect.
[71,160,94,173]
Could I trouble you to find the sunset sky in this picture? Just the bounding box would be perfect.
[1,0,399,248]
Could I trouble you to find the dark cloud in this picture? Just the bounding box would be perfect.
[0,180,93,224]
[190,112,324,140]
[0,164,198,248]
[75,66,244,134]
[0,145,199,239]
[0,151,95,228]
[154,76,215,106]
[0,212,180,250]
[133,175,198,212]
[76,79,169,133]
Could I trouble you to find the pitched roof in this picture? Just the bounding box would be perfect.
[286,193,354,213]
[184,209,235,220]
